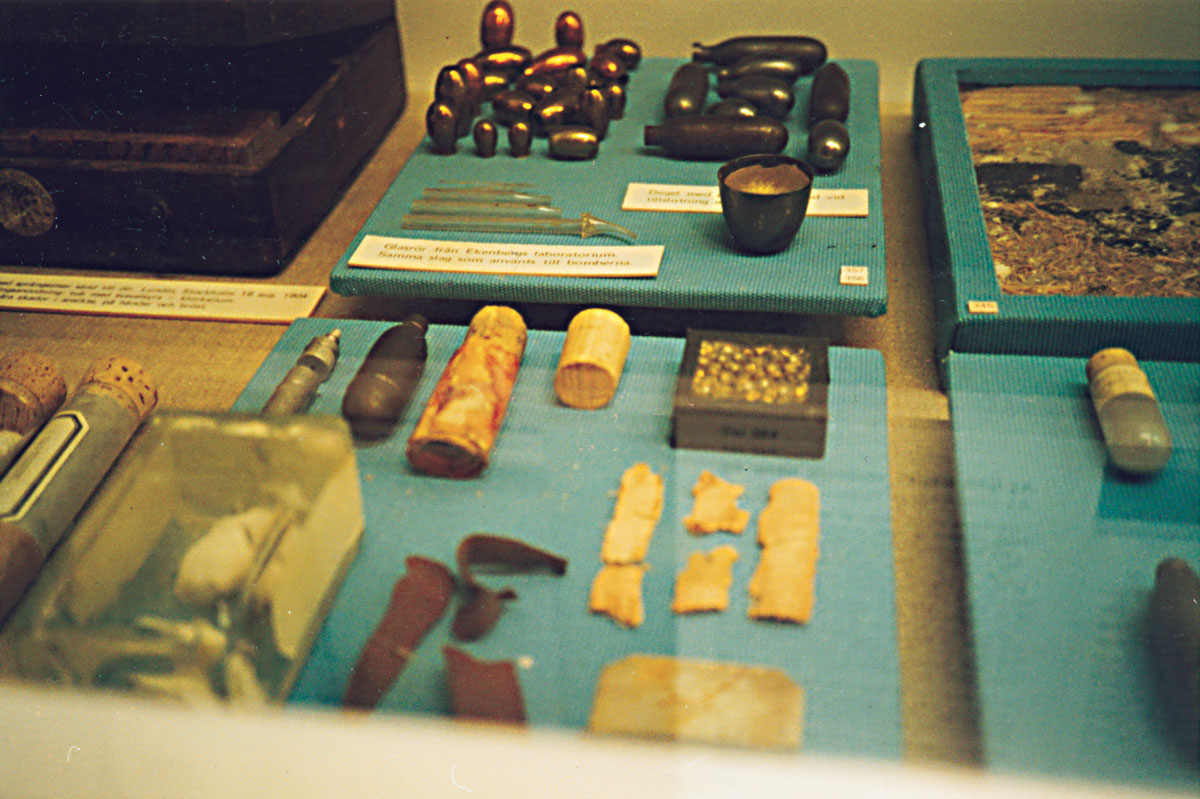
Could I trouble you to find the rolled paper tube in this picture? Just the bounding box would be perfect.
[406,306,527,478]
[342,556,455,710]
[555,309,631,409]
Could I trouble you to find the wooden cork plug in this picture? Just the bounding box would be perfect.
[555,308,631,409]
[0,351,67,433]
[80,357,158,422]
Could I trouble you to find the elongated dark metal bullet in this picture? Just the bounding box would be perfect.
[809,61,851,123]
[342,316,428,441]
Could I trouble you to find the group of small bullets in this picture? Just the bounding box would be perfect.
[649,36,851,172]
[425,1,640,160]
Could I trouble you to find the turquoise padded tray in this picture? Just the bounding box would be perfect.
[947,352,1200,790]
[234,318,900,759]
[914,58,1200,364]
[330,58,885,317]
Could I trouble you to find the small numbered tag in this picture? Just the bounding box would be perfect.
[967,300,1000,314]
[839,265,869,286]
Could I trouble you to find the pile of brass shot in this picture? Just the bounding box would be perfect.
[425,1,641,160]
[691,338,812,404]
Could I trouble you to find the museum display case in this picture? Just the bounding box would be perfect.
[0,1,1196,796]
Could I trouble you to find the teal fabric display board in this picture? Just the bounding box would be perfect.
[914,58,1200,364]
[947,352,1200,790]
[234,318,900,759]
[330,58,885,317]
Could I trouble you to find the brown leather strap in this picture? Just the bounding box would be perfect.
[342,556,455,710]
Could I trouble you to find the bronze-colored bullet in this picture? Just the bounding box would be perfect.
[480,0,515,50]
[554,11,584,49]
[596,38,641,70]
[577,87,610,140]
[548,126,599,160]
[532,88,581,136]
[508,122,532,157]
[491,89,537,126]
[475,45,533,80]
[426,101,458,154]
[523,46,587,79]
[473,119,498,157]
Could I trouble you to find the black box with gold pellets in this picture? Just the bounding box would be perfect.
[671,330,828,458]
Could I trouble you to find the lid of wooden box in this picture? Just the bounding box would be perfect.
[0,0,395,46]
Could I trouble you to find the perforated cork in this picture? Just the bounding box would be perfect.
[79,357,158,422]
[0,351,67,434]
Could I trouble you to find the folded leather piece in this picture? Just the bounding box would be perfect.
[452,533,568,641]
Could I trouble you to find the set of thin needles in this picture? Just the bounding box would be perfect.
[401,181,636,242]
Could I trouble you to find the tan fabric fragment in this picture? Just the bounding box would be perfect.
[599,463,663,564]
[588,563,647,628]
[682,470,750,535]
[671,545,739,614]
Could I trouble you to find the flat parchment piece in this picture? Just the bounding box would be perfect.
[600,463,663,564]
[756,478,819,548]
[672,545,739,614]
[682,470,750,535]
[588,654,804,751]
[588,564,647,628]
[747,542,818,624]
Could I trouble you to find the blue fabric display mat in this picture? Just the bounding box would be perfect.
[233,318,900,759]
[914,58,1200,363]
[947,352,1200,790]
[330,58,885,318]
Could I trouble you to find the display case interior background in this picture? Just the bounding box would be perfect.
[1,0,1199,796]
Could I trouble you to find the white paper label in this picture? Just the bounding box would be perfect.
[348,235,663,278]
[0,273,323,323]
[967,300,1000,314]
[621,182,869,217]
[839,265,870,286]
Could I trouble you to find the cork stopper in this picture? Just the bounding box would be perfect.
[0,350,67,434]
[1086,347,1138,383]
[79,357,158,422]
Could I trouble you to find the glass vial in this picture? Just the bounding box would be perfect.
[1086,347,1172,475]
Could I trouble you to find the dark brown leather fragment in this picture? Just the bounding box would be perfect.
[342,556,454,710]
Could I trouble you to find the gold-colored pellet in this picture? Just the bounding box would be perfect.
[690,339,812,404]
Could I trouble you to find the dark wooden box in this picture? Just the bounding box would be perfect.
[0,0,406,275]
